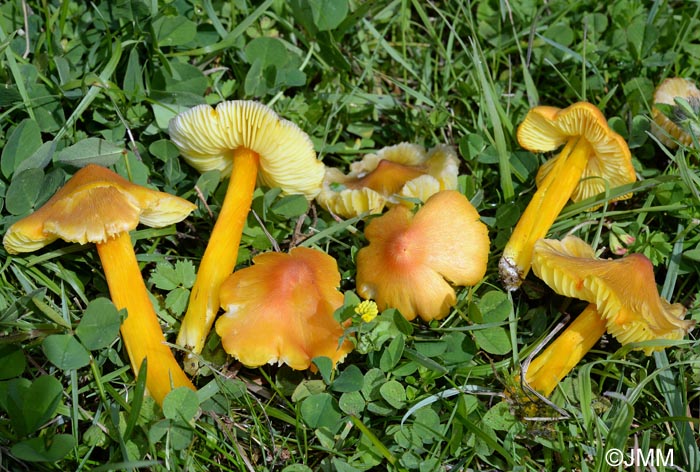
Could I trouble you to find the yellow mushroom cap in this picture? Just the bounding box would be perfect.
[168,100,324,199]
[316,143,459,218]
[215,246,353,370]
[517,102,636,204]
[531,235,695,354]
[356,190,489,322]
[3,164,196,254]
[651,77,700,149]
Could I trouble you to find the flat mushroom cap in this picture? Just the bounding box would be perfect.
[316,143,459,218]
[3,164,196,254]
[356,190,489,322]
[532,235,695,354]
[517,102,636,204]
[168,100,324,199]
[215,247,352,370]
[651,77,700,149]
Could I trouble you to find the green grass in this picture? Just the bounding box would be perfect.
[0,0,699,470]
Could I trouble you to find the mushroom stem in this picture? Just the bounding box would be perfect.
[96,231,195,406]
[498,137,591,291]
[177,148,260,367]
[524,304,606,397]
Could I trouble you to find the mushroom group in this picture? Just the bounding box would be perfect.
[3,85,690,429]
[169,100,325,368]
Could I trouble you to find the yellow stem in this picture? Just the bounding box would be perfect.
[499,138,591,291]
[177,148,260,367]
[96,232,195,406]
[525,304,607,397]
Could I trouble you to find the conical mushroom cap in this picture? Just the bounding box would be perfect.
[356,190,489,322]
[651,77,700,149]
[517,102,636,204]
[168,100,324,199]
[3,164,196,254]
[532,236,694,354]
[316,143,459,218]
[215,247,352,370]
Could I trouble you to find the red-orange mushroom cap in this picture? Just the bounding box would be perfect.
[532,236,694,354]
[356,190,489,322]
[215,247,353,369]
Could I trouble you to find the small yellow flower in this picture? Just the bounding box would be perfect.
[355,300,379,323]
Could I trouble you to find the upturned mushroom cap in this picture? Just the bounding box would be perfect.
[3,164,196,254]
[215,247,352,370]
[316,143,459,218]
[531,235,694,354]
[517,102,636,204]
[356,190,489,322]
[168,100,324,199]
[651,77,700,149]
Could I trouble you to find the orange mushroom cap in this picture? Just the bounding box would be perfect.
[215,247,353,370]
[517,102,636,204]
[3,164,195,253]
[531,235,694,354]
[651,77,700,149]
[356,190,489,322]
[316,143,459,218]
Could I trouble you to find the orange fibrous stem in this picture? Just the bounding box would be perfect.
[524,304,607,397]
[177,148,260,369]
[96,232,195,406]
[499,138,591,291]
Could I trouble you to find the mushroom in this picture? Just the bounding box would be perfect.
[168,100,325,365]
[316,143,459,218]
[356,190,489,322]
[3,164,196,406]
[524,235,694,396]
[215,246,353,369]
[498,102,636,291]
[651,77,700,149]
